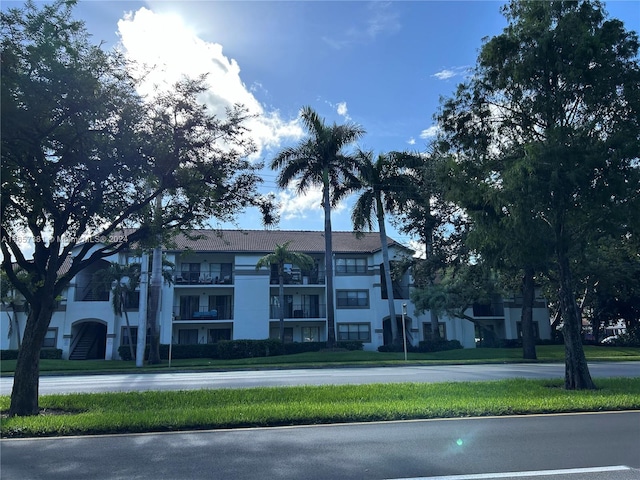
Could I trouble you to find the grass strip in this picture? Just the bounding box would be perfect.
[2,346,639,375]
[2,378,639,438]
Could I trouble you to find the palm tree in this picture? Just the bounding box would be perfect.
[350,150,413,346]
[93,262,141,360]
[270,106,365,347]
[256,242,314,343]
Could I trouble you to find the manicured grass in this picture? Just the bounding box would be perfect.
[2,345,639,375]
[2,378,639,438]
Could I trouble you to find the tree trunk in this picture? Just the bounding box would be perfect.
[136,252,149,368]
[147,245,162,364]
[323,169,336,348]
[279,265,285,344]
[377,201,399,345]
[557,251,596,390]
[425,215,440,340]
[120,292,135,361]
[521,267,537,360]
[9,297,54,417]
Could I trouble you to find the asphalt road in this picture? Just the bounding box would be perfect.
[1,362,638,395]
[2,412,639,480]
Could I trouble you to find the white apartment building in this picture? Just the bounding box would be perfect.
[1,230,551,359]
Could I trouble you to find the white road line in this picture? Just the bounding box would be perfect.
[388,465,632,480]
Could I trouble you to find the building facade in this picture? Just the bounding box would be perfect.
[1,230,552,359]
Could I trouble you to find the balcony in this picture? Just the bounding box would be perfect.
[269,268,326,285]
[269,303,326,319]
[174,272,233,285]
[173,305,234,321]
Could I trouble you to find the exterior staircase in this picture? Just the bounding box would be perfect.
[69,324,97,360]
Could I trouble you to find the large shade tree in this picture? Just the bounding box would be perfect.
[436,0,640,389]
[1,0,275,416]
[349,150,414,346]
[255,242,314,343]
[270,106,365,347]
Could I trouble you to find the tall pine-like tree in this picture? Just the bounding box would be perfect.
[437,0,640,389]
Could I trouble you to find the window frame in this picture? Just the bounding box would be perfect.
[516,321,540,339]
[422,322,447,341]
[337,323,371,343]
[42,328,57,348]
[336,290,369,308]
[335,257,367,275]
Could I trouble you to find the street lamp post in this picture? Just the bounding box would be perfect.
[402,303,408,361]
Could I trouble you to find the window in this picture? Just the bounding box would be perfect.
[270,295,294,318]
[335,258,367,274]
[302,326,320,342]
[180,263,201,283]
[336,290,369,308]
[43,328,57,348]
[178,329,199,345]
[121,327,137,346]
[270,327,293,343]
[180,295,200,319]
[517,321,540,339]
[338,323,371,342]
[208,328,232,343]
[423,322,447,341]
[124,291,140,309]
[472,296,505,317]
[121,327,151,346]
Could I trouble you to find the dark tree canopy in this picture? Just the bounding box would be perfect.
[1,0,274,415]
[437,0,640,388]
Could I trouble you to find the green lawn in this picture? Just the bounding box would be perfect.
[2,378,639,438]
[2,345,639,375]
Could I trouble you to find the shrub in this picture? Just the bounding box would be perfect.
[336,341,364,351]
[216,339,284,360]
[416,339,463,353]
[40,348,63,359]
[606,331,640,348]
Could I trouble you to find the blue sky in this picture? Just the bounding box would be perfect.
[7,0,640,253]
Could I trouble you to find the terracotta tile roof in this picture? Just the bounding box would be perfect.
[166,229,409,255]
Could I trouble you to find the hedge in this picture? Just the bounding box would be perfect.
[118,344,220,361]
[0,348,63,360]
[378,339,463,353]
[117,339,363,361]
[216,339,284,359]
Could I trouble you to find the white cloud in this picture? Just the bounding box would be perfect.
[276,185,348,221]
[432,66,470,81]
[419,126,439,139]
[117,8,302,158]
[336,101,351,120]
[322,1,401,50]
[407,137,416,145]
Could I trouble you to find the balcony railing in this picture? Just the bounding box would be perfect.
[269,269,326,285]
[269,303,326,319]
[173,305,234,321]
[174,272,233,285]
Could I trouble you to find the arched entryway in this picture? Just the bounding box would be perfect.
[69,320,107,360]
[383,315,413,347]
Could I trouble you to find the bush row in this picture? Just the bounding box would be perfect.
[378,339,463,353]
[479,338,564,349]
[0,348,63,360]
[117,339,364,361]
